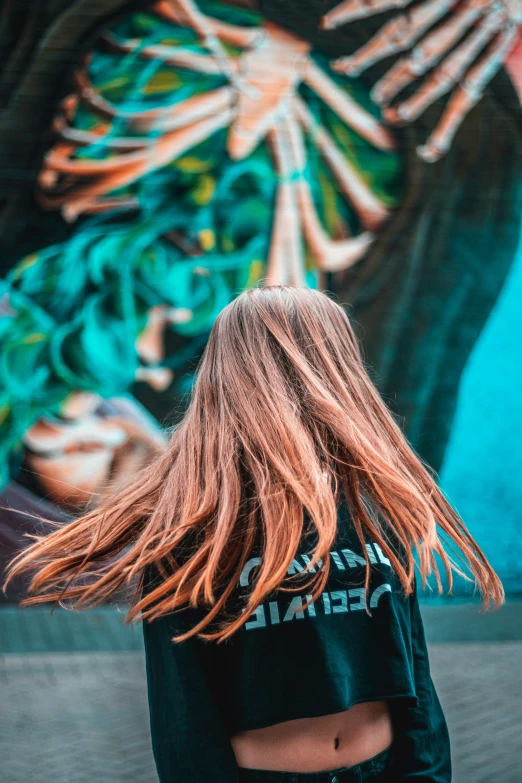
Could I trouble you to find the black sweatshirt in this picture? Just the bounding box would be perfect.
[141,499,452,782]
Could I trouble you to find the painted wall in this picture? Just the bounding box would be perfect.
[1,0,521,599]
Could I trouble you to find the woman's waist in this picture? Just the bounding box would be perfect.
[229,700,394,774]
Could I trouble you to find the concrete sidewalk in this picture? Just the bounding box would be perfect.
[1,601,522,783]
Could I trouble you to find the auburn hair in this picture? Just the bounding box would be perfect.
[3,284,504,642]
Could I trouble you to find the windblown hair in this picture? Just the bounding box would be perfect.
[3,285,504,642]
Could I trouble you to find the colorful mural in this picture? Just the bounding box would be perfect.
[1,0,521,599]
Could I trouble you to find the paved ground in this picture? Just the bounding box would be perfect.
[1,601,522,783]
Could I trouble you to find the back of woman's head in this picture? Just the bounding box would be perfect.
[3,284,504,641]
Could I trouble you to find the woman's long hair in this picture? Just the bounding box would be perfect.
[2,285,504,641]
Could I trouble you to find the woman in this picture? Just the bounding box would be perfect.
[4,285,503,783]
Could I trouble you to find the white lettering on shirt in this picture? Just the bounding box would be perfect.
[330,590,349,613]
[283,596,306,622]
[244,603,267,630]
[370,583,392,607]
[243,583,393,631]
[239,535,396,630]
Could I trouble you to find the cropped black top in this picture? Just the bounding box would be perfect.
[141,499,452,782]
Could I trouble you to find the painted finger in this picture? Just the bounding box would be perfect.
[284,113,374,272]
[38,142,76,189]
[297,178,375,271]
[332,17,416,76]
[104,34,224,74]
[304,61,394,150]
[266,121,306,286]
[59,107,235,220]
[153,0,263,47]
[370,0,458,104]
[45,89,234,176]
[152,0,255,98]
[74,69,234,133]
[417,24,520,161]
[383,9,503,122]
[293,96,389,231]
[71,197,141,215]
[321,0,412,28]
[55,124,150,151]
[332,0,455,79]
[371,0,491,102]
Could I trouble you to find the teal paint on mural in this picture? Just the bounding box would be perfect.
[439,225,522,596]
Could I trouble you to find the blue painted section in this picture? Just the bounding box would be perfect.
[439,225,522,596]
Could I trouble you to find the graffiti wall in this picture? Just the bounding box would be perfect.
[1,0,521,599]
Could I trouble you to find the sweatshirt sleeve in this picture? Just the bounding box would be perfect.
[141,566,241,783]
[389,575,452,782]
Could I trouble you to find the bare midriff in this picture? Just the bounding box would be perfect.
[229,700,394,773]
